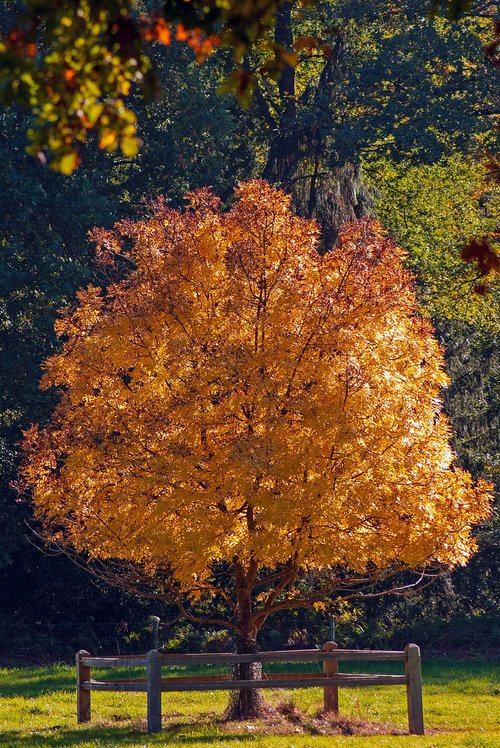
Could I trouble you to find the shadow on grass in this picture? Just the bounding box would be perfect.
[0,723,258,747]
[0,669,75,698]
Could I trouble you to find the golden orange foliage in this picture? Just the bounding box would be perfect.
[21,181,491,635]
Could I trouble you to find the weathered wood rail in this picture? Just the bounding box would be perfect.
[76,642,424,735]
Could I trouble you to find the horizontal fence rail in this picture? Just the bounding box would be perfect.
[76,643,424,736]
[84,673,409,692]
[80,648,407,668]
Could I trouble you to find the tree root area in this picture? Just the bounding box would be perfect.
[218,700,405,736]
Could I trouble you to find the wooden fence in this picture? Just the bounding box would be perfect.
[76,642,424,735]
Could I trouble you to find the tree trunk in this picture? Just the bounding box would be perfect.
[225,634,265,720]
[294,162,373,251]
[261,0,299,187]
[257,1,373,248]
[225,569,266,720]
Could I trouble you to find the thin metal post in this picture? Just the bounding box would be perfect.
[330,616,335,642]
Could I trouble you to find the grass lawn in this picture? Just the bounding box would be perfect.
[0,658,498,747]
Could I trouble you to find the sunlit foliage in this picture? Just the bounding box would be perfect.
[21,181,491,641]
[1,0,495,173]
[366,156,500,329]
[0,0,277,172]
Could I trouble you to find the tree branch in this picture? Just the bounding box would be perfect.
[254,80,277,130]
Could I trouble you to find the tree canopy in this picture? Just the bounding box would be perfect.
[1,0,496,173]
[0,0,496,668]
[21,181,492,651]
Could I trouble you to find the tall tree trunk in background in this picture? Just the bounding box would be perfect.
[262,0,300,186]
[301,163,372,250]
[258,1,372,248]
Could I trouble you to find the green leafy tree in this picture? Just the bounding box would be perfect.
[0,0,280,171]
[366,155,499,329]
[249,0,497,245]
[441,321,499,617]
[123,42,256,203]
[0,1,495,173]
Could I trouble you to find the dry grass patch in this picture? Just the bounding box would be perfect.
[165,700,405,738]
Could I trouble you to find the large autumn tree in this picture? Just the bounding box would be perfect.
[21,181,491,713]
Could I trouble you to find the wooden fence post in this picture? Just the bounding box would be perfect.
[146,649,162,733]
[323,641,339,714]
[405,644,424,735]
[149,616,160,650]
[76,649,91,724]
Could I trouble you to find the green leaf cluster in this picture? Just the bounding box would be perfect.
[1,0,496,172]
[366,155,499,330]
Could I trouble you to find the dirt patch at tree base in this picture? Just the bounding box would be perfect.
[215,701,406,737]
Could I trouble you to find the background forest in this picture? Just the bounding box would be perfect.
[0,0,498,662]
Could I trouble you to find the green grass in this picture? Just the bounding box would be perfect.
[0,659,499,747]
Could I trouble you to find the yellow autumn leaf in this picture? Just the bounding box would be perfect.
[56,150,80,174]
[99,129,117,149]
[121,135,140,157]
